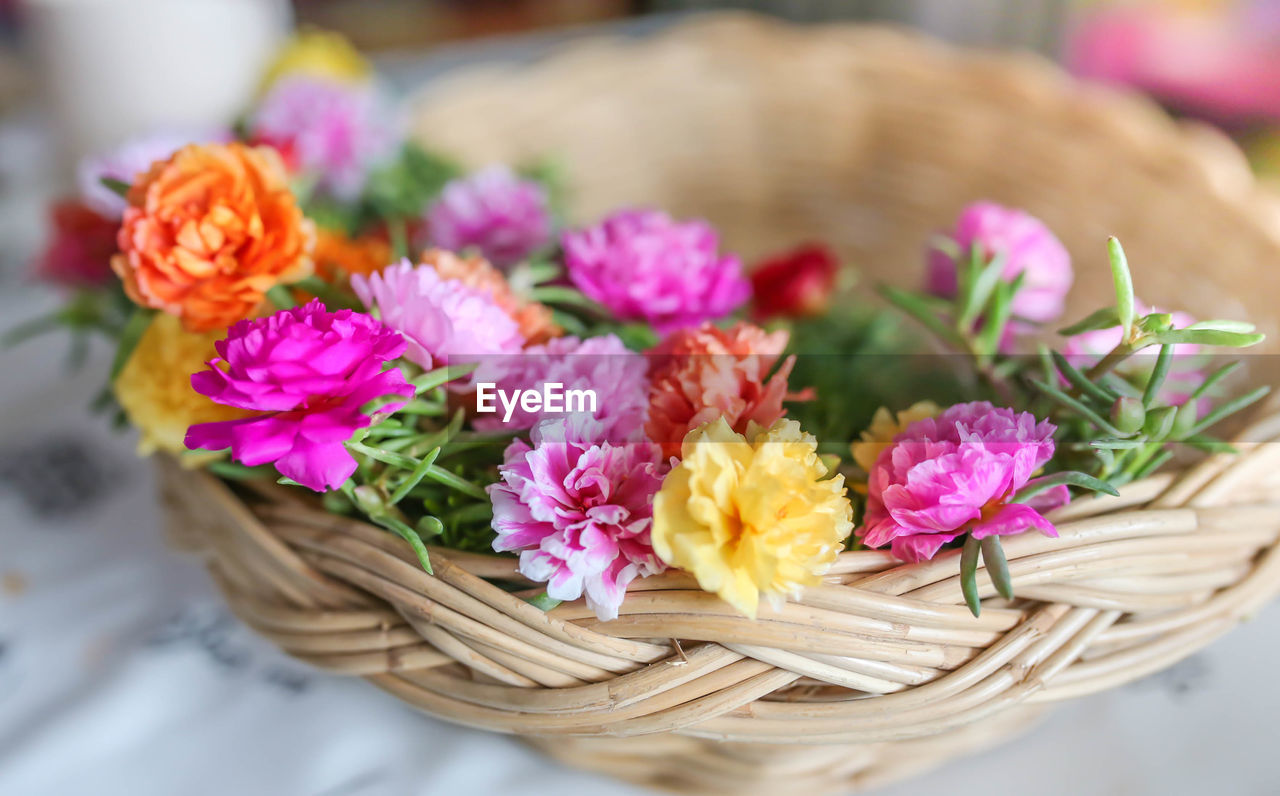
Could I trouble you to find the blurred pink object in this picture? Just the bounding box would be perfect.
[1068,3,1280,122]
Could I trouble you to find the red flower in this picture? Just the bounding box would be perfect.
[35,200,119,289]
[748,243,838,320]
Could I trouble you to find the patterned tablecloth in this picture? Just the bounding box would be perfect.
[4,26,1280,795]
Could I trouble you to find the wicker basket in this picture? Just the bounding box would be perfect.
[160,15,1280,795]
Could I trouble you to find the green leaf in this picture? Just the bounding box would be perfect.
[1191,361,1242,400]
[1012,471,1119,502]
[413,363,477,395]
[101,176,131,198]
[1051,350,1114,405]
[528,285,610,316]
[388,447,442,505]
[1185,320,1257,334]
[526,592,562,612]
[1058,307,1121,337]
[956,247,1006,330]
[960,534,982,618]
[1183,385,1271,439]
[980,536,1014,600]
[1142,344,1173,408]
[266,285,296,310]
[1152,328,1265,348]
[205,460,277,480]
[879,285,967,349]
[973,273,1020,360]
[1029,378,1128,437]
[1108,237,1136,342]
[108,309,156,382]
[291,276,360,310]
[1131,449,1174,481]
[372,513,433,575]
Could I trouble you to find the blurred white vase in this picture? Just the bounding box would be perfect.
[25,0,292,163]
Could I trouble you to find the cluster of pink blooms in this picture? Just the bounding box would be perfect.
[423,166,552,268]
[563,209,751,334]
[173,192,1103,619]
[186,300,413,491]
[488,416,667,620]
[351,259,525,376]
[249,75,397,200]
[860,401,1070,562]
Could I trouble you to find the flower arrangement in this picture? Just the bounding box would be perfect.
[16,33,1270,624]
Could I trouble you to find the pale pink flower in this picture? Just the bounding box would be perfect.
[488,416,666,621]
[351,259,524,378]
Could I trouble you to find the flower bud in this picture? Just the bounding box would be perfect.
[352,485,388,517]
[1143,406,1177,440]
[1111,396,1146,434]
[1172,401,1199,438]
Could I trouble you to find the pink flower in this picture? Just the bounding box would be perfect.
[860,401,1069,563]
[927,201,1073,325]
[472,333,649,442]
[423,166,551,268]
[249,75,396,200]
[185,300,413,491]
[77,128,230,219]
[1062,299,1202,404]
[488,416,666,620]
[351,259,525,377]
[35,200,118,288]
[563,209,751,334]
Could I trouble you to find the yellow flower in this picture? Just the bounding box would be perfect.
[850,401,942,472]
[113,314,249,459]
[652,417,854,618]
[259,28,371,93]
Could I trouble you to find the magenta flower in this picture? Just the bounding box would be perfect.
[488,416,666,620]
[423,166,551,268]
[351,259,525,378]
[860,401,1069,563]
[185,300,413,491]
[77,128,230,218]
[563,209,751,335]
[249,75,396,200]
[927,201,1073,325]
[471,333,650,442]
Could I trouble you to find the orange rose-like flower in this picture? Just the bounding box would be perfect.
[646,322,795,459]
[419,248,560,345]
[112,143,314,332]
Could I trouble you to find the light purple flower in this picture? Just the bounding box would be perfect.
[927,201,1073,325]
[488,415,666,620]
[185,300,413,492]
[471,333,650,442]
[563,209,751,335]
[860,401,1069,563]
[77,129,230,218]
[351,259,525,379]
[423,165,551,268]
[1062,299,1202,404]
[249,75,397,200]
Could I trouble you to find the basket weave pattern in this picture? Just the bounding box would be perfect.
[161,16,1280,795]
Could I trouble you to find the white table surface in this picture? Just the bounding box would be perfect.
[3,26,1280,795]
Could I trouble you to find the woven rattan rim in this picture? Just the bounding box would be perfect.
[160,15,1280,794]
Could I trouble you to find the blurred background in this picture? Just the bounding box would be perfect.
[4,2,1280,795]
